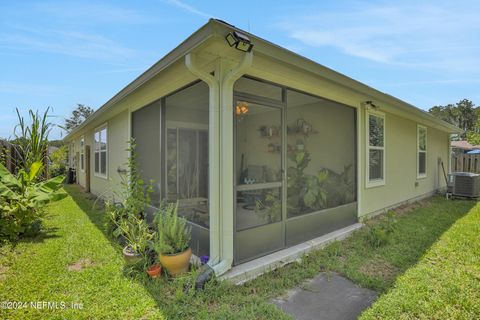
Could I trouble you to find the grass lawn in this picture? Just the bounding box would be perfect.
[0,185,477,319]
[360,201,480,319]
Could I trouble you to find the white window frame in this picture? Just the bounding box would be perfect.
[80,135,85,172]
[94,124,108,179]
[366,110,386,188]
[417,125,427,179]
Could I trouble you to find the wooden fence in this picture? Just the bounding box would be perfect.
[0,139,18,174]
[452,154,480,173]
[0,140,51,178]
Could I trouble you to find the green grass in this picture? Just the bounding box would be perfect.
[0,185,477,319]
[360,201,480,319]
[310,198,476,292]
[0,185,165,319]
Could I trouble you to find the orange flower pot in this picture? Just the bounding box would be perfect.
[146,264,162,278]
[160,247,192,276]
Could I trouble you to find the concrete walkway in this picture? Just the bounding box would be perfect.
[222,223,363,284]
[272,272,377,320]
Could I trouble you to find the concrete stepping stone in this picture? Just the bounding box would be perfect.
[272,272,377,320]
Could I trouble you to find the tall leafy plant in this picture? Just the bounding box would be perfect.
[287,148,328,215]
[0,162,66,240]
[104,139,153,239]
[12,108,53,176]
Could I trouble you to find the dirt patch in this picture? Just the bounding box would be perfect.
[359,259,398,281]
[393,199,431,216]
[67,258,95,271]
[0,265,8,281]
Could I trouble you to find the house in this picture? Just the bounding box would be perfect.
[451,140,480,155]
[64,19,461,277]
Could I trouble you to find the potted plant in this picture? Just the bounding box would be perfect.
[146,264,162,278]
[116,215,153,266]
[153,202,192,276]
[144,248,162,278]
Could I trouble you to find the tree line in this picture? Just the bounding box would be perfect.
[428,99,479,143]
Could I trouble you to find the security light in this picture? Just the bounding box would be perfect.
[226,31,254,52]
[365,100,379,110]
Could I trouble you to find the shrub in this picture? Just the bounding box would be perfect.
[153,202,191,255]
[0,161,66,240]
[48,146,67,177]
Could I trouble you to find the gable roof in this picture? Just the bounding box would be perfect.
[451,140,480,150]
[65,19,462,140]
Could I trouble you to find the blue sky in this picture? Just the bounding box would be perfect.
[1,0,479,140]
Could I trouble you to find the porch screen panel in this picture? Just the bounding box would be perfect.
[132,101,161,206]
[286,90,356,218]
[165,81,209,230]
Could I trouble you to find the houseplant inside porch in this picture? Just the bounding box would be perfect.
[153,202,192,276]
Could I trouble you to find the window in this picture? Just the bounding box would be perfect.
[417,125,427,178]
[367,111,385,187]
[94,125,107,178]
[80,136,85,171]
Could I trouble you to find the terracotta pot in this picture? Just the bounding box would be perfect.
[146,264,162,278]
[160,247,192,276]
[123,246,142,265]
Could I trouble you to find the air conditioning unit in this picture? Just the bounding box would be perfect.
[448,172,480,198]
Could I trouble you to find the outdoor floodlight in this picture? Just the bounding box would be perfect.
[226,31,254,52]
[365,100,379,110]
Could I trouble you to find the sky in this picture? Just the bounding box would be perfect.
[1,0,479,140]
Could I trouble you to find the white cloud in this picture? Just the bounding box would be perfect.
[162,0,212,18]
[0,81,63,95]
[277,1,480,73]
[33,2,153,25]
[0,28,136,61]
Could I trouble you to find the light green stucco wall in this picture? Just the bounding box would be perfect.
[72,110,130,200]
[359,109,449,217]
[66,40,451,217]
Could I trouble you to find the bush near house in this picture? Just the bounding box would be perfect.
[360,201,480,319]
[0,162,66,240]
[0,108,66,241]
[48,145,67,177]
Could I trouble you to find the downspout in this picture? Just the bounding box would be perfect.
[185,51,253,281]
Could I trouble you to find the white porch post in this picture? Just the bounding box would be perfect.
[186,52,252,275]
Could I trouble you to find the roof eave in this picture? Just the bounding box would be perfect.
[211,20,462,134]
[64,19,219,141]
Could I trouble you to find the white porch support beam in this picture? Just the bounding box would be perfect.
[186,51,252,276]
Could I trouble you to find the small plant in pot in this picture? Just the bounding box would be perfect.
[146,263,162,278]
[145,251,162,278]
[153,202,192,277]
[116,214,153,266]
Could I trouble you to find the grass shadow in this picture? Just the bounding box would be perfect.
[310,196,477,292]
[64,184,122,250]
[16,227,61,244]
[62,184,479,318]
